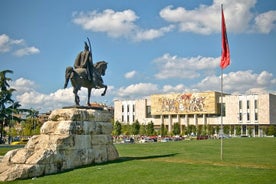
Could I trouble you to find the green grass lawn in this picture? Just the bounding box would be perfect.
[1,138,276,184]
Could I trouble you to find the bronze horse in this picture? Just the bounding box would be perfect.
[64,61,108,106]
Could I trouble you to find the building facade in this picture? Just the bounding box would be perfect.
[114,92,276,137]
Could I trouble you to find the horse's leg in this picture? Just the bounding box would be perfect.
[87,88,91,106]
[73,87,80,106]
[101,85,107,96]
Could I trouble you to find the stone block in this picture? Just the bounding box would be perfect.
[0,108,119,181]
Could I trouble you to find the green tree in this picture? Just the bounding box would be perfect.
[160,123,165,137]
[0,70,23,143]
[113,121,122,136]
[139,124,146,135]
[230,125,234,135]
[206,124,213,135]
[20,116,42,136]
[146,121,155,135]
[235,126,241,136]
[216,126,220,134]
[173,122,180,135]
[267,125,276,136]
[131,120,140,135]
[26,109,40,135]
[223,125,230,135]
[21,120,32,136]
[197,125,202,135]
[122,123,131,135]
[187,125,196,136]
[181,125,185,136]
[0,70,37,142]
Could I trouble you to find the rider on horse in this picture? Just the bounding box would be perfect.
[74,42,93,81]
[64,38,108,106]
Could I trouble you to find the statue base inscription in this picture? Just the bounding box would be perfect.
[0,108,119,181]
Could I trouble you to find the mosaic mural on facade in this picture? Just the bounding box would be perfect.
[151,92,218,115]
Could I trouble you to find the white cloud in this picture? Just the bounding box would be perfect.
[0,34,24,53]
[194,75,220,91]
[245,88,269,95]
[10,78,114,112]
[194,70,276,94]
[162,84,186,93]
[15,88,76,112]
[160,0,275,34]
[10,78,37,93]
[72,9,174,41]
[116,83,159,98]
[73,9,138,38]
[153,53,219,79]
[254,11,276,34]
[124,70,137,79]
[0,34,11,53]
[0,34,39,56]
[133,25,175,41]
[14,46,40,57]
[72,2,275,40]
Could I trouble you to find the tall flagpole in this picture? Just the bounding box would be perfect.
[220,4,230,160]
[220,68,223,161]
[220,3,224,161]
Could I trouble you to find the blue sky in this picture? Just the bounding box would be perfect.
[0,0,276,113]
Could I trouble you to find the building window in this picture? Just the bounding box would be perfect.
[239,100,242,109]
[146,106,151,118]
[247,100,250,109]
[242,125,247,135]
[247,113,250,121]
[127,105,129,112]
[122,105,124,112]
[255,113,258,121]
[220,103,225,116]
[254,100,258,109]
[133,115,135,122]
[127,115,129,123]
[239,113,242,121]
[122,115,124,122]
[133,104,135,112]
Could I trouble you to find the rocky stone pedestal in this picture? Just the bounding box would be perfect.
[0,108,119,181]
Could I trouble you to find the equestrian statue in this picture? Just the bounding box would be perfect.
[64,38,108,106]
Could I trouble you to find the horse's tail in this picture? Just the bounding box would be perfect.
[64,66,73,88]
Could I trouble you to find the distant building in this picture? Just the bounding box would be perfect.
[114,92,276,137]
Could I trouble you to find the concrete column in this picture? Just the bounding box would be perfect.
[194,114,197,126]
[194,114,198,135]
[177,114,182,133]
[161,115,164,129]
[168,115,172,133]
[203,114,206,126]
[202,114,207,134]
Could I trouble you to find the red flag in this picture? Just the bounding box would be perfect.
[220,5,230,69]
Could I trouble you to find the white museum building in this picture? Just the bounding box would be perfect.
[114,91,276,137]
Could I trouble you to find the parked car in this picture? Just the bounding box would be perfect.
[197,135,209,140]
[218,134,231,139]
[123,138,134,144]
[0,138,5,144]
[139,137,154,143]
[10,139,28,145]
[161,137,172,142]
